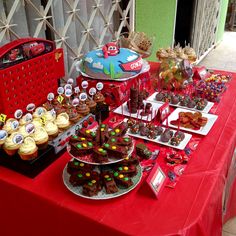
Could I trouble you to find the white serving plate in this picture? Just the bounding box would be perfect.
[127,127,192,150]
[113,100,162,121]
[147,92,214,113]
[163,108,218,136]
[75,60,150,81]
[62,162,142,200]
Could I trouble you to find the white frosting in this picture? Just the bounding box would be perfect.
[85,57,93,63]
[92,62,103,69]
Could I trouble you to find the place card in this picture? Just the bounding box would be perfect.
[146,163,166,198]
[157,102,170,122]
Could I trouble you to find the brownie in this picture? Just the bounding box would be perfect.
[103,143,128,159]
[82,180,101,197]
[116,165,137,177]
[113,171,133,188]
[69,135,87,143]
[101,172,119,194]
[136,143,152,159]
[69,170,99,186]
[93,146,109,163]
[120,155,139,166]
[70,141,94,156]
[76,128,96,141]
[96,124,108,144]
[67,159,93,174]
[108,136,132,147]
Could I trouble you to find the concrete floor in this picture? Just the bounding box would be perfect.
[199,31,236,236]
[198,31,236,72]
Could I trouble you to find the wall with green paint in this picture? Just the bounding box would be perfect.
[216,0,229,43]
[135,0,177,61]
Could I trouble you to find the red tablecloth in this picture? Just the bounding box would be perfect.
[0,64,236,236]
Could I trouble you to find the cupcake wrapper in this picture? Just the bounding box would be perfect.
[3,148,18,156]
[19,150,38,161]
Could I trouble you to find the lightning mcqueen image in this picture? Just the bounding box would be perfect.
[23,42,45,58]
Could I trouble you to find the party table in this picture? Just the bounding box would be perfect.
[0,65,236,236]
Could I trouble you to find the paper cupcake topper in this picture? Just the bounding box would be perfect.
[65,89,73,97]
[36,107,46,116]
[26,103,35,112]
[64,84,72,91]
[12,134,24,144]
[50,109,56,117]
[14,110,23,119]
[57,87,64,95]
[0,130,7,140]
[25,123,35,134]
[25,113,33,122]
[67,78,74,84]
[96,82,104,91]
[81,81,88,89]
[74,86,80,94]
[79,92,87,101]
[72,98,80,107]
[0,114,7,123]
[47,93,55,101]
[10,120,19,130]
[89,87,96,96]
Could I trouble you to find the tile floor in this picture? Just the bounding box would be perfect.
[198,31,236,72]
[198,31,236,236]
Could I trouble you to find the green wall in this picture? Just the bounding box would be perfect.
[216,0,229,43]
[135,0,177,61]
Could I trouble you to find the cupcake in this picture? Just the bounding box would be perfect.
[3,132,23,156]
[86,99,97,114]
[18,137,38,161]
[44,121,59,140]
[77,102,90,116]
[3,118,19,134]
[94,92,105,105]
[44,111,56,122]
[67,106,81,123]
[54,113,70,130]
[32,127,49,149]
[19,114,33,126]
[18,125,30,138]
[32,118,43,128]
[43,101,54,111]
[0,130,8,148]
[33,107,47,118]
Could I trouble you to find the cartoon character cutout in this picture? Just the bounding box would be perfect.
[102,42,119,58]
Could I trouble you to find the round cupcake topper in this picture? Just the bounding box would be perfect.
[89,87,96,96]
[14,109,23,119]
[25,123,35,134]
[25,113,33,122]
[79,92,87,101]
[72,98,80,107]
[57,87,64,95]
[81,81,88,89]
[47,92,54,101]
[0,130,7,140]
[11,120,19,130]
[64,84,72,91]
[67,78,74,85]
[65,89,73,98]
[50,109,56,117]
[26,103,35,112]
[12,134,24,144]
[96,82,103,91]
[36,107,46,116]
[74,86,80,94]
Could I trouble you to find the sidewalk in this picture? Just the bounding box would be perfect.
[198,31,236,72]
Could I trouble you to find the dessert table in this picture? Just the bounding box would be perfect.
[0,63,236,236]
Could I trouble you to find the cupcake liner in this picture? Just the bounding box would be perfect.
[3,147,18,156]
[19,149,38,161]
